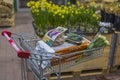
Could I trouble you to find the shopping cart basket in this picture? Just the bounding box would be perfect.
[2,31,105,80]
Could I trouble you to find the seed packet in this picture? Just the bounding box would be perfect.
[42,27,67,47]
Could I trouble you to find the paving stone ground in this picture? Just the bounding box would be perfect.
[0,11,120,80]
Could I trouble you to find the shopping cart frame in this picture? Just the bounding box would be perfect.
[2,31,105,80]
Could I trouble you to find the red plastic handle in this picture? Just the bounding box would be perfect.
[2,31,30,58]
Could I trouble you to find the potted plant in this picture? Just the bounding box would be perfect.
[103,3,115,23]
[27,0,100,37]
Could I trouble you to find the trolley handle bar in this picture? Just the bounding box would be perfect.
[2,31,30,58]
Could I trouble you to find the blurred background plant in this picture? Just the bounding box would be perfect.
[101,2,120,16]
[27,0,100,35]
[100,2,120,32]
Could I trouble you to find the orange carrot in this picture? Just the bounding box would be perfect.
[55,42,90,55]
[51,42,90,66]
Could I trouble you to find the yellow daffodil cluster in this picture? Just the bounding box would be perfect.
[27,0,100,29]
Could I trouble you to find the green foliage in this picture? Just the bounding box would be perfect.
[27,0,100,29]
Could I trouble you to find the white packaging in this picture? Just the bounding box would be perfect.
[35,40,55,69]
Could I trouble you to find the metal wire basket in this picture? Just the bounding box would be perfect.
[2,31,105,80]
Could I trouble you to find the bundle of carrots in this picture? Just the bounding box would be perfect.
[51,42,90,66]
[55,42,90,54]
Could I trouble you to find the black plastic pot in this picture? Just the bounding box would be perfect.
[101,10,115,24]
[32,21,41,37]
[114,15,120,32]
[32,21,47,37]
[109,13,115,24]
[75,24,99,35]
[101,10,106,22]
[105,12,115,24]
[32,21,55,37]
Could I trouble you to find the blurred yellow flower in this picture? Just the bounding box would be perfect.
[76,1,80,6]
[90,1,95,6]
[71,10,74,13]
[27,2,31,7]
[67,2,70,5]
[35,9,39,13]
[61,15,64,18]
[32,6,35,9]
[27,0,99,28]
[93,14,97,17]
[80,5,84,9]
[66,11,69,14]
[75,11,78,14]
[59,13,61,16]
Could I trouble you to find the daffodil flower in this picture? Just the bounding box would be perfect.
[27,0,99,30]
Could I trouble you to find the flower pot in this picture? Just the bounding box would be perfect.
[32,21,58,37]
[101,10,106,22]
[108,13,115,24]
[105,12,115,23]
[75,24,99,35]
[32,21,47,37]
[114,15,120,32]
[101,10,115,24]
[32,21,40,36]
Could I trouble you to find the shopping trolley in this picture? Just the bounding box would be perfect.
[2,31,105,80]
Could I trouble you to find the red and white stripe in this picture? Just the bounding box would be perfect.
[2,31,30,58]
